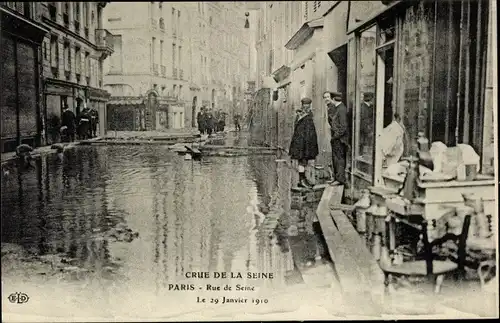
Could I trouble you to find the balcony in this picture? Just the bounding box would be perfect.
[151,18,157,29]
[86,76,90,85]
[84,27,89,38]
[74,20,80,33]
[179,69,184,80]
[65,70,70,81]
[159,19,165,32]
[153,63,158,76]
[173,67,178,79]
[95,29,114,59]
[161,65,166,77]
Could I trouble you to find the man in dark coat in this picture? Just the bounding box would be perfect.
[90,106,99,138]
[60,105,76,142]
[218,110,226,132]
[289,97,319,188]
[360,92,374,157]
[324,91,348,186]
[77,106,91,140]
[205,108,215,136]
[197,106,206,134]
[234,113,241,132]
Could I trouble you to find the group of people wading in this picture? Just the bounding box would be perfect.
[196,106,228,136]
[59,102,99,143]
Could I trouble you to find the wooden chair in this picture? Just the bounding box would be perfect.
[381,214,471,294]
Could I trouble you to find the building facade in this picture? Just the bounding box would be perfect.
[1,2,49,152]
[40,2,113,144]
[252,0,496,199]
[102,1,251,131]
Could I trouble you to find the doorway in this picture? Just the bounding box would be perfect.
[191,96,197,127]
[373,43,395,186]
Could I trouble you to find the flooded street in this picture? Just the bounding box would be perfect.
[2,133,340,320]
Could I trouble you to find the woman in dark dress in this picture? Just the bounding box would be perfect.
[289,97,319,188]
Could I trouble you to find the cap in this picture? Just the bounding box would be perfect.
[301,97,312,104]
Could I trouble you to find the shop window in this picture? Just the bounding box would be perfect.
[354,25,377,177]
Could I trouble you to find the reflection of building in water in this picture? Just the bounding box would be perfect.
[0,147,114,270]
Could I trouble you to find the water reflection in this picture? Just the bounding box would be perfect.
[2,145,323,296]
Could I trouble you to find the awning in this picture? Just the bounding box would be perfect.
[285,17,324,50]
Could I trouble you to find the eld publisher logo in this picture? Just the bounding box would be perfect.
[8,292,29,304]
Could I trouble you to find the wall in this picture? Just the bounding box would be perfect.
[482,0,496,174]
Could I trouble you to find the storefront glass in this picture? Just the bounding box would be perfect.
[354,25,376,177]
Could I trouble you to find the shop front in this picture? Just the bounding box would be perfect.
[1,6,48,152]
[346,0,496,288]
[347,0,493,195]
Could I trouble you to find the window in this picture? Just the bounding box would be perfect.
[85,52,90,77]
[48,2,56,21]
[50,35,58,68]
[43,41,48,60]
[23,3,31,18]
[178,45,182,72]
[179,85,183,99]
[75,46,81,75]
[64,41,70,72]
[84,3,89,26]
[152,37,156,65]
[173,84,177,97]
[160,40,164,66]
[172,43,176,74]
[171,8,176,34]
[109,35,122,73]
[159,2,162,9]
[355,25,377,177]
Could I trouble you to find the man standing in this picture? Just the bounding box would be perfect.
[197,106,206,134]
[233,113,241,132]
[324,91,348,186]
[60,104,76,142]
[289,97,319,188]
[90,106,99,138]
[360,92,374,157]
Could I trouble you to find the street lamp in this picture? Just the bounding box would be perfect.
[244,12,250,28]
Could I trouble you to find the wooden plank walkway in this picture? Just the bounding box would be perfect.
[316,185,385,316]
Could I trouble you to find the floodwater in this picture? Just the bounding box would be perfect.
[1,134,340,321]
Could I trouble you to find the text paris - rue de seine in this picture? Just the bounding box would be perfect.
[167,272,274,291]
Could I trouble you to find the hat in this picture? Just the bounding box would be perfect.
[363,92,374,100]
[301,97,312,104]
[331,92,343,100]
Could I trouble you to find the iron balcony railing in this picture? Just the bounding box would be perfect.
[161,65,166,77]
[153,63,159,76]
[179,69,183,80]
[95,29,114,52]
[173,67,178,79]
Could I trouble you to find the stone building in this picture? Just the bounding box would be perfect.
[40,2,113,144]
[253,0,496,199]
[102,1,251,131]
[1,2,49,152]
